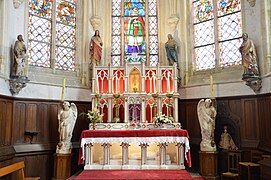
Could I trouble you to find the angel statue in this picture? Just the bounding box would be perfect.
[56,101,78,154]
[197,99,217,151]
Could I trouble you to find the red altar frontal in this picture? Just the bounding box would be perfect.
[78,129,191,170]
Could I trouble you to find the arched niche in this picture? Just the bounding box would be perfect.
[129,68,141,93]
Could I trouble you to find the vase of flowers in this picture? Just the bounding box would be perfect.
[86,108,103,130]
[153,112,172,129]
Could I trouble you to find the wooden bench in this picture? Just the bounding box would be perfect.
[0,161,40,180]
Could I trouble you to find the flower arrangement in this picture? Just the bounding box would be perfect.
[153,112,172,125]
[86,108,104,123]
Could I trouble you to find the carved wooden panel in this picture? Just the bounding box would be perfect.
[25,103,38,132]
[13,102,26,144]
[0,98,13,146]
[258,95,271,152]
[241,98,259,148]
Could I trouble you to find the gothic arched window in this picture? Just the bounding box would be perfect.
[192,0,242,71]
[111,0,158,66]
[28,0,76,71]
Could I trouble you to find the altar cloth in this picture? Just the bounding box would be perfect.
[78,129,192,167]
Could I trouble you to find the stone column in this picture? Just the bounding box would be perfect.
[141,98,146,123]
[102,143,111,165]
[176,143,184,167]
[108,77,112,94]
[140,143,149,165]
[159,143,167,165]
[174,97,178,123]
[108,98,112,123]
[124,97,129,123]
[141,60,146,93]
[85,143,93,165]
[121,143,130,165]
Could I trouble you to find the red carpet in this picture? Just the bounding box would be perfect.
[68,170,204,180]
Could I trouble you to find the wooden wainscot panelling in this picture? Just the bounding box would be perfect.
[49,103,60,143]
[13,102,27,144]
[258,95,271,152]
[37,103,49,143]
[180,100,201,145]
[241,98,260,148]
[0,98,13,146]
[23,153,54,180]
[25,103,38,132]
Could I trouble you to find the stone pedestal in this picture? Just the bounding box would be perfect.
[52,153,71,180]
[199,151,219,180]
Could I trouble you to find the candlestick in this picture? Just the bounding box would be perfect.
[210,75,214,98]
[61,78,66,102]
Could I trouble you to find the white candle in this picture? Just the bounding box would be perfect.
[96,77,99,94]
[150,78,152,93]
[153,77,156,93]
[167,71,170,92]
[118,77,120,93]
[115,77,118,94]
[61,78,66,102]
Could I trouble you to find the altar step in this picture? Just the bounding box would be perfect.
[68,169,204,180]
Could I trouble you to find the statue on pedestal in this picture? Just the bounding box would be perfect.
[13,35,27,77]
[197,99,217,151]
[90,30,103,66]
[239,33,259,78]
[165,34,178,66]
[9,35,29,95]
[57,101,78,154]
[239,33,261,92]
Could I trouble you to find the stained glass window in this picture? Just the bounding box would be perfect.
[112,0,158,66]
[28,0,76,71]
[193,0,242,71]
[55,0,76,71]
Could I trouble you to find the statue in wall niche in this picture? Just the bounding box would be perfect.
[165,34,178,67]
[239,33,262,92]
[13,35,27,77]
[197,99,217,151]
[90,30,103,66]
[239,33,259,78]
[57,101,78,154]
[219,125,238,150]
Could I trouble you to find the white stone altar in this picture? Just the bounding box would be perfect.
[79,129,191,170]
[81,59,187,170]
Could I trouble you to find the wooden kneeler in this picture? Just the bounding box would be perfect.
[0,161,40,180]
